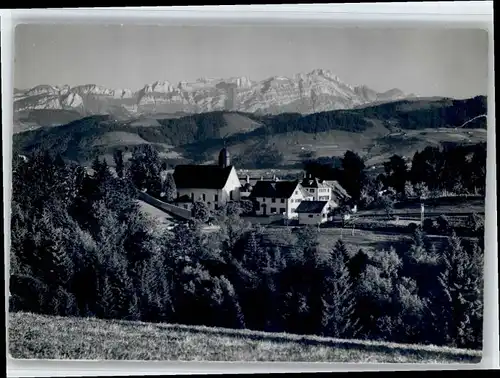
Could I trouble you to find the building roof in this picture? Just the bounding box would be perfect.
[301,177,324,189]
[249,180,299,199]
[173,164,234,189]
[323,180,351,201]
[295,201,330,214]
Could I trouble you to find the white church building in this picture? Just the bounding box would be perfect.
[172,147,241,211]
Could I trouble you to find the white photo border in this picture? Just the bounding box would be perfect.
[1,3,497,376]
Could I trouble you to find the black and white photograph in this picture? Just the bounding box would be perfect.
[7,22,490,363]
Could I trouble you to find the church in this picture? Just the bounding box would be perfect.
[172,147,241,211]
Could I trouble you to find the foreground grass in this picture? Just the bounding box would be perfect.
[8,312,481,363]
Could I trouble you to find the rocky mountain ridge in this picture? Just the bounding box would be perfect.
[14,69,411,122]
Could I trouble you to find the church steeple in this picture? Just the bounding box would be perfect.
[218,145,230,168]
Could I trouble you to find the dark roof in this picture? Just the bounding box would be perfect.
[301,177,320,188]
[250,180,299,199]
[173,164,233,189]
[295,201,329,214]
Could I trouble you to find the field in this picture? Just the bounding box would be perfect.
[8,312,481,362]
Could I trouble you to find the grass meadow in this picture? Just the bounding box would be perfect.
[9,312,482,362]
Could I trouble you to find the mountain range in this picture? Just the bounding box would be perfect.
[13,69,411,132]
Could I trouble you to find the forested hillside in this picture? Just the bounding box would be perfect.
[12,96,487,165]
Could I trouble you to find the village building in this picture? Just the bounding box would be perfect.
[300,174,351,207]
[295,200,332,225]
[250,179,309,219]
[300,174,335,201]
[172,147,241,211]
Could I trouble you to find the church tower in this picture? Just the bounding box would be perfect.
[218,146,230,168]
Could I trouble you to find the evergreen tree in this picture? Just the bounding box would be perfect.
[162,173,177,202]
[113,149,125,178]
[433,232,484,348]
[322,242,359,338]
[128,144,162,195]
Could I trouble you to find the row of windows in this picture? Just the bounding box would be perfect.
[307,213,328,218]
[183,192,235,202]
[269,207,286,214]
[261,198,286,203]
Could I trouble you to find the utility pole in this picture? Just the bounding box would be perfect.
[420,202,425,225]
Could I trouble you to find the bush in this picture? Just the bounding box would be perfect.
[422,218,435,233]
[407,223,419,234]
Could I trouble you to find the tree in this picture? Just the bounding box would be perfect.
[383,155,408,195]
[239,199,254,215]
[162,173,177,202]
[322,243,360,338]
[347,248,369,284]
[414,182,430,201]
[466,213,484,236]
[341,150,366,201]
[378,195,395,220]
[128,145,162,195]
[433,232,483,348]
[113,149,125,178]
[404,182,415,199]
[333,239,350,265]
[192,201,210,223]
[436,215,452,235]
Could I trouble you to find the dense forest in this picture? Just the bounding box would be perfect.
[10,143,484,350]
[12,96,487,164]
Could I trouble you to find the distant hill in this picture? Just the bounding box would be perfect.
[12,96,487,168]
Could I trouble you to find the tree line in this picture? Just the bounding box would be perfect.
[10,147,483,350]
[304,142,487,206]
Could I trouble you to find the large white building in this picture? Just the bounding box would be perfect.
[249,179,310,219]
[172,148,241,211]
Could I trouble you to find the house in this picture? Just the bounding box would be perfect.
[300,174,335,201]
[300,174,350,207]
[250,179,308,219]
[296,201,332,225]
[172,147,241,211]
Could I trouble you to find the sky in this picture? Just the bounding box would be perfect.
[14,24,489,98]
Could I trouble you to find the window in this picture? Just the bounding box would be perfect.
[271,207,277,213]
[191,193,194,200]
[308,214,314,218]
[202,193,206,201]
[272,198,276,203]
[215,204,219,210]
[262,198,266,202]
[280,208,286,213]
[281,198,285,203]
[214,194,218,202]
[323,213,327,218]
[230,191,233,200]
[177,192,180,198]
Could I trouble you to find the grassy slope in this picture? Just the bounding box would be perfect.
[8,312,481,362]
